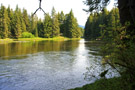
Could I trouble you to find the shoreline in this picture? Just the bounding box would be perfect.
[0,37,81,44]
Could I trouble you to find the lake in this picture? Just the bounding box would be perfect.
[0,39,119,90]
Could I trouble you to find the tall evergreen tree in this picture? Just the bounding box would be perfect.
[0,5,2,38]
[22,9,30,32]
[12,6,22,38]
[84,13,93,39]
[0,5,9,38]
[37,19,44,37]
[58,11,65,35]
[43,14,52,38]
[30,14,38,35]
[64,10,81,38]
[7,6,14,38]
[51,7,60,37]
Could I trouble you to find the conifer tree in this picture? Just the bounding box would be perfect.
[64,10,81,38]
[43,14,52,38]
[7,6,14,38]
[58,11,65,35]
[37,19,44,37]
[84,8,120,40]
[35,27,38,37]
[0,5,2,38]
[0,5,9,38]
[22,9,30,32]
[84,14,93,39]
[30,14,38,35]
[51,7,60,37]
[12,6,22,38]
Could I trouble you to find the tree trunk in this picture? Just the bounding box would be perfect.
[118,0,133,25]
[118,0,135,35]
[129,0,135,23]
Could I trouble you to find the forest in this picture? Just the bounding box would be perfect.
[75,0,135,90]
[84,8,120,40]
[0,5,83,39]
[0,0,135,89]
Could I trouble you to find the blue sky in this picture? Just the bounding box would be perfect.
[1,0,114,26]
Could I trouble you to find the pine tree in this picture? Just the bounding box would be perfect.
[0,5,2,38]
[35,27,38,37]
[84,14,93,39]
[22,9,30,32]
[7,6,14,38]
[43,14,52,38]
[30,14,38,35]
[51,7,60,37]
[37,19,44,37]
[0,5,9,38]
[64,10,81,38]
[21,20,26,32]
[12,6,22,38]
[3,7,9,38]
[58,11,65,35]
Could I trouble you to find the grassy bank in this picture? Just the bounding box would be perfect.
[0,37,81,44]
[0,38,14,44]
[71,77,124,90]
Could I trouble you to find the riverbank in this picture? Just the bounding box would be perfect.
[71,77,123,90]
[0,37,81,44]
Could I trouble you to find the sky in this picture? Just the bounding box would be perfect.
[0,0,114,26]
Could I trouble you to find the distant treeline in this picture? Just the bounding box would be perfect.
[84,8,120,40]
[0,5,83,39]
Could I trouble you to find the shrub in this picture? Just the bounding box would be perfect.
[21,32,35,38]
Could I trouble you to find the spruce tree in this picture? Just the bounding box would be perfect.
[7,6,14,38]
[65,10,81,38]
[84,14,93,39]
[30,14,38,35]
[51,7,60,37]
[43,14,52,38]
[35,27,38,37]
[22,9,30,32]
[12,6,22,38]
[0,5,9,38]
[58,11,65,35]
[0,5,2,38]
[37,19,44,37]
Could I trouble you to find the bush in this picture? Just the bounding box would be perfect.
[21,32,35,38]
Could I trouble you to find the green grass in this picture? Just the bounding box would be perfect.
[18,36,80,41]
[71,77,125,90]
[0,37,81,44]
[0,38,14,44]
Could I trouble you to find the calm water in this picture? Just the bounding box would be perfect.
[0,39,119,90]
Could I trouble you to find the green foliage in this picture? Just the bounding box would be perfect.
[64,10,81,38]
[84,8,119,40]
[21,32,34,38]
[43,14,52,38]
[0,5,82,39]
[71,77,125,90]
[84,6,135,89]
[22,9,30,32]
[83,0,110,12]
[58,11,65,34]
[51,7,60,37]
[100,12,135,90]
[0,5,9,39]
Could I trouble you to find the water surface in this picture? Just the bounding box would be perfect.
[0,40,118,90]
